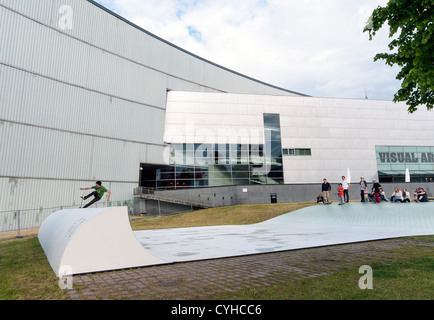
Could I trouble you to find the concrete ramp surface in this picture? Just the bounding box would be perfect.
[38,203,434,276]
[38,207,168,276]
[134,202,434,263]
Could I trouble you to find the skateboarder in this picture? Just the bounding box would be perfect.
[80,181,111,208]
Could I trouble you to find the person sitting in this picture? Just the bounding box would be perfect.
[390,187,402,202]
[367,188,376,202]
[379,188,389,202]
[316,193,324,203]
[363,189,369,202]
[414,187,428,202]
[401,188,411,202]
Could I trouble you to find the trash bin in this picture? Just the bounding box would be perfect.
[270,193,277,203]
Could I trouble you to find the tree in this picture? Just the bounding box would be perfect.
[364,0,433,113]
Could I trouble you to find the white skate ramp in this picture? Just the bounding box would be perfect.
[38,207,168,276]
[134,202,434,263]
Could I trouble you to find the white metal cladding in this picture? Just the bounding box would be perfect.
[0,0,305,214]
[0,65,166,145]
[0,0,304,97]
[0,8,168,109]
[0,121,154,181]
[165,91,434,184]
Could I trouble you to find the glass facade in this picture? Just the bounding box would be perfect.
[376,146,434,182]
[263,113,284,184]
[140,114,285,189]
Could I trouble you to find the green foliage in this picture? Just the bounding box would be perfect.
[364,0,433,113]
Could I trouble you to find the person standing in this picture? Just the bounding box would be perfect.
[321,178,332,205]
[372,179,381,203]
[337,183,345,205]
[359,177,368,202]
[80,181,111,208]
[341,176,350,203]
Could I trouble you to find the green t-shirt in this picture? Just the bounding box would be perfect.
[92,185,108,198]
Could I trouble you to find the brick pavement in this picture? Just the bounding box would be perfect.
[66,237,431,300]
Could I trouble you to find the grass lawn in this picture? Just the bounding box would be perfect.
[213,238,434,300]
[129,202,314,230]
[0,237,70,300]
[0,202,433,300]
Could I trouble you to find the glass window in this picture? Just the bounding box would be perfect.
[209,178,233,186]
[264,122,280,130]
[263,113,280,125]
[294,149,311,156]
[155,135,289,189]
[232,178,251,185]
[210,164,232,173]
[265,130,282,141]
[194,143,213,165]
[271,157,283,166]
[268,143,282,158]
[232,171,249,179]
[236,144,249,164]
[157,167,175,180]
[249,145,264,165]
[231,164,249,172]
[157,180,176,189]
[170,144,185,164]
[193,179,208,187]
[263,113,284,183]
[214,144,229,164]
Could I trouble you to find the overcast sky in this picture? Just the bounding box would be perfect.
[93,0,400,101]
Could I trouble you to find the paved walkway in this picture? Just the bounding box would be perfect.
[67,237,433,300]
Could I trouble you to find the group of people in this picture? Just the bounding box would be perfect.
[317,176,429,205]
[366,186,411,203]
[318,176,350,205]
[361,180,428,203]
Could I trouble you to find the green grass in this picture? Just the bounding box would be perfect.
[0,237,69,300]
[0,202,433,300]
[130,202,314,230]
[213,246,434,300]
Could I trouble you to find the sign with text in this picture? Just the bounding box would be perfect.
[375,146,434,173]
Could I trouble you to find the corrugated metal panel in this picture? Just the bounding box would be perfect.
[1,0,303,97]
[0,0,306,217]
[0,65,166,144]
[1,5,166,108]
[0,120,158,182]
[0,0,54,26]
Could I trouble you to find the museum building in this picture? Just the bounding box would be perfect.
[1,0,434,212]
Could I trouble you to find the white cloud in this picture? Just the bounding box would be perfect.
[94,0,400,100]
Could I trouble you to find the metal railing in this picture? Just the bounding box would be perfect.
[133,187,155,195]
[0,200,134,237]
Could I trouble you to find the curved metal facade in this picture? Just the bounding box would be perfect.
[0,0,302,211]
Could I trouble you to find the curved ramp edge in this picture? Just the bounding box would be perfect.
[38,207,168,276]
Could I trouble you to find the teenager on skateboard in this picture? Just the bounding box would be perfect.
[80,181,111,208]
